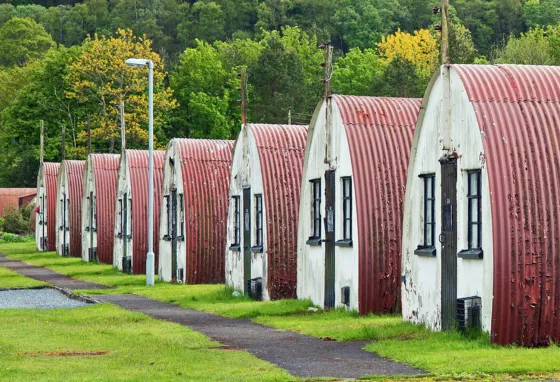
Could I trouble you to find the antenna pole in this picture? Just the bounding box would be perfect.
[120,101,126,152]
[322,42,333,99]
[288,110,292,125]
[40,120,44,164]
[61,124,66,160]
[87,116,91,155]
[441,0,450,65]
[239,68,247,126]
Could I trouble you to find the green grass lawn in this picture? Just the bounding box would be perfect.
[0,266,47,288]
[2,242,560,381]
[0,304,294,381]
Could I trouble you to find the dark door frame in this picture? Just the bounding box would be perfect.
[243,186,252,295]
[324,170,336,308]
[439,156,458,331]
[171,187,178,282]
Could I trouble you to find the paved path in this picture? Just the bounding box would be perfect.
[0,255,112,290]
[1,255,424,379]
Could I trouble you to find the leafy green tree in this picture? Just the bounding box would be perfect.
[523,0,560,28]
[449,21,478,64]
[0,18,55,67]
[494,26,560,65]
[178,1,226,45]
[0,4,14,26]
[452,0,499,54]
[332,48,383,95]
[379,56,426,98]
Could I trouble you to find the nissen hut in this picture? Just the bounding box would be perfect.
[55,160,85,257]
[113,150,165,274]
[225,124,307,300]
[297,95,421,313]
[159,139,233,283]
[36,162,60,251]
[81,154,120,264]
[401,65,560,346]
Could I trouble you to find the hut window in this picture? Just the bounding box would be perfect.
[467,170,482,250]
[118,198,123,236]
[342,177,352,241]
[233,196,241,247]
[179,194,185,240]
[308,179,321,244]
[415,173,436,256]
[255,194,263,247]
[164,195,171,240]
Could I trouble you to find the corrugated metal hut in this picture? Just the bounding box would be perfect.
[225,124,308,300]
[36,162,60,251]
[159,139,233,283]
[55,160,85,257]
[81,154,120,264]
[113,150,165,274]
[297,95,421,313]
[401,64,560,346]
[0,188,36,218]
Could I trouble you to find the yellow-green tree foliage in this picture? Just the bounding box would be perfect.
[377,28,439,78]
[66,29,176,155]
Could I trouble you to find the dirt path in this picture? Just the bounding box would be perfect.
[1,255,425,379]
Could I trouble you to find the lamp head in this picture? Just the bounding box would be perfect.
[125,58,150,68]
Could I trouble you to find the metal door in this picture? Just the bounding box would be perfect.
[62,192,67,255]
[171,188,178,282]
[41,194,46,250]
[440,157,458,330]
[324,170,336,308]
[243,186,251,294]
[89,191,94,254]
[123,192,128,261]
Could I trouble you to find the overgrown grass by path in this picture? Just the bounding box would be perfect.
[0,303,294,381]
[0,267,46,288]
[3,242,560,380]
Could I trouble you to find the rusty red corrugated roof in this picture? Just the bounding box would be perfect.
[89,154,120,264]
[60,160,85,257]
[39,162,60,251]
[175,139,234,284]
[0,188,36,218]
[454,64,560,346]
[249,124,308,299]
[333,95,421,314]
[124,150,165,274]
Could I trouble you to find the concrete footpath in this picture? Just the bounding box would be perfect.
[1,255,425,379]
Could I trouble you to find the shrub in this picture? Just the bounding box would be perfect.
[2,204,32,235]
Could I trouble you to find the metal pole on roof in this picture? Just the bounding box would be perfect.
[237,67,247,126]
[61,124,66,160]
[120,101,126,153]
[441,0,450,65]
[125,57,155,286]
[40,120,44,165]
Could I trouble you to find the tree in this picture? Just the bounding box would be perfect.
[494,26,560,65]
[0,18,55,67]
[177,1,227,45]
[523,0,560,29]
[377,28,438,78]
[379,56,425,98]
[332,48,383,95]
[449,21,478,64]
[66,29,176,154]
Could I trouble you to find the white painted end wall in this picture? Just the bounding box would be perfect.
[113,153,133,270]
[401,67,494,332]
[81,158,97,262]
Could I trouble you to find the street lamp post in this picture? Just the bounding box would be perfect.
[125,58,155,286]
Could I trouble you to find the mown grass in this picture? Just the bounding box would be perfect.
[3,242,560,380]
[0,303,294,381]
[0,266,47,288]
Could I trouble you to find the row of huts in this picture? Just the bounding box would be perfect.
[33,64,560,346]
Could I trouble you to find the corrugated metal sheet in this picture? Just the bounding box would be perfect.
[175,139,233,284]
[454,64,560,346]
[334,95,421,314]
[90,154,120,264]
[19,193,36,206]
[0,188,36,218]
[124,150,165,274]
[59,160,85,257]
[38,162,60,251]
[249,124,308,299]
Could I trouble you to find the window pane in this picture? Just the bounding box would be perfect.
[344,179,350,196]
[470,198,478,222]
[344,198,351,218]
[470,173,478,196]
[345,219,351,239]
[471,223,479,248]
[426,177,432,198]
[426,223,432,246]
[425,200,432,224]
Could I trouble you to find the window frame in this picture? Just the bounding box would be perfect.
[336,177,353,247]
[415,173,436,257]
[230,195,241,250]
[252,194,264,252]
[307,179,322,246]
[163,195,171,240]
[459,170,484,259]
[178,193,185,241]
